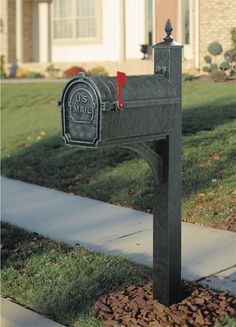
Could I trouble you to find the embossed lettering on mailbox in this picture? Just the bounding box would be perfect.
[69,89,95,124]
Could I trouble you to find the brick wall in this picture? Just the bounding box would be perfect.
[2,0,33,65]
[199,0,236,70]
[8,0,16,63]
[23,0,32,63]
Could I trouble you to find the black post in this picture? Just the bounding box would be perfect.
[152,19,182,305]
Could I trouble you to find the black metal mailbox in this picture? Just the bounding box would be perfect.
[59,20,182,307]
[60,74,179,147]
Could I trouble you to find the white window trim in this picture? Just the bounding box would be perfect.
[144,0,154,45]
[51,0,102,46]
[182,0,193,60]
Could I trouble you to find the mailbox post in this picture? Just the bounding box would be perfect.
[152,20,182,305]
[59,20,182,306]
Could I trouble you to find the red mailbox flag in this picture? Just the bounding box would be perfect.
[117,71,126,109]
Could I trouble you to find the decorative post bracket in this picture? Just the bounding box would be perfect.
[121,143,163,185]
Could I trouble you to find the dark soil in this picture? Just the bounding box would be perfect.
[93,281,236,327]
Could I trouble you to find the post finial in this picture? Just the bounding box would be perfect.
[163,19,173,44]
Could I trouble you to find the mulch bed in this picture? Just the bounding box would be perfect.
[224,213,236,232]
[93,281,236,326]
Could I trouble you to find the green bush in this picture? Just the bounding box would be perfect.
[209,70,225,82]
[0,55,7,79]
[224,50,235,63]
[203,37,236,79]
[208,41,223,56]
[28,72,44,79]
[231,27,236,58]
[89,66,109,77]
[202,66,211,73]
[204,55,212,64]
[182,73,194,81]
[203,42,223,78]
[210,63,218,71]
[220,61,231,71]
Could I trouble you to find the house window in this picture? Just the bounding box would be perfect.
[182,0,192,59]
[76,0,96,37]
[53,0,101,43]
[54,0,73,39]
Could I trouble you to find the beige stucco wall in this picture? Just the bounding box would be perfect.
[199,0,236,70]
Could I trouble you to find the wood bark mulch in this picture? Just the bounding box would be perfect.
[93,281,236,326]
[224,213,236,232]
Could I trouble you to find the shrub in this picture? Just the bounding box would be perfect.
[209,70,225,82]
[182,73,194,81]
[202,66,211,73]
[204,55,212,64]
[0,55,6,78]
[203,38,236,79]
[28,71,44,79]
[209,63,218,71]
[231,27,236,58]
[224,49,234,63]
[208,41,223,56]
[16,68,30,78]
[64,66,85,77]
[203,43,224,75]
[219,61,231,71]
[46,64,60,78]
[89,66,109,77]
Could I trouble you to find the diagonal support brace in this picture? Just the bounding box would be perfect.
[120,142,163,185]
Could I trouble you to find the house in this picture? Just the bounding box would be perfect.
[1,0,235,76]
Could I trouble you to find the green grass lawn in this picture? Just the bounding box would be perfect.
[1,81,236,229]
[1,222,151,326]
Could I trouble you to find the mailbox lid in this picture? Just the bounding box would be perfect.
[89,74,178,110]
[60,73,178,113]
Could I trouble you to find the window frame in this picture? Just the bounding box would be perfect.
[182,0,193,59]
[51,0,102,45]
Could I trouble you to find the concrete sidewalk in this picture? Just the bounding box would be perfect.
[1,177,236,297]
[1,297,64,327]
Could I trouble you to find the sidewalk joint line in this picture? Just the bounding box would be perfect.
[106,228,150,243]
[194,264,236,282]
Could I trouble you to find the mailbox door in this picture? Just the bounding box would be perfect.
[61,78,100,147]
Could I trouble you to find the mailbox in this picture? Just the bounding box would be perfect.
[59,20,182,307]
[60,74,179,147]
